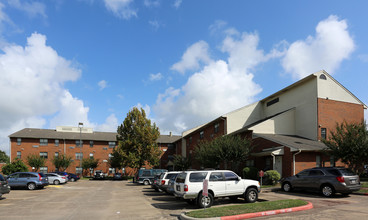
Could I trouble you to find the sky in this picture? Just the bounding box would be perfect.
[0,0,368,155]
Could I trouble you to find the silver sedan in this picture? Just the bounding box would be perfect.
[45,173,67,185]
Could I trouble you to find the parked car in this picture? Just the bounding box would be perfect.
[174,170,260,208]
[94,170,106,179]
[158,171,179,193]
[45,173,67,185]
[113,173,123,180]
[7,172,49,190]
[166,173,179,195]
[51,171,69,182]
[67,173,80,182]
[151,174,162,192]
[136,169,167,185]
[280,167,361,197]
[0,174,11,197]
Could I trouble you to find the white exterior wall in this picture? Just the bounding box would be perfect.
[225,102,264,134]
[249,108,296,135]
[317,71,362,104]
[262,78,318,140]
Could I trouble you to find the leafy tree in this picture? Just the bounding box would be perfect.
[108,148,126,171]
[1,159,29,175]
[195,135,253,173]
[52,154,73,171]
[82,158,99,176]
[116,107,161,169]
[26,154,46,172]
[0,150,10,163]
[323,121,368,175]
[173,155,191,171]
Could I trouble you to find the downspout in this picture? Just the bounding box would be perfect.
[293,149,302,175]
[271,152,276,170]
[63,139,66,155]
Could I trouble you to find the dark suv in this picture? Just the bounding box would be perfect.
[281,167,361,197]
[0,174,11,197]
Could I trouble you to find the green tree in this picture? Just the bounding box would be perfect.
[52,154,73,171]
[26,154,46,172]
[82,158,99,176]
[323,121,368,175]
[1,158,29,175]
[0,150,10,163]
[195,135,253,174]
[173,155,191,171]
[108,148,126,171]
[116,107,161,169]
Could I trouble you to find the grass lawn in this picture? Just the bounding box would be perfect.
[186,199,308,218]
[360,182,368,188]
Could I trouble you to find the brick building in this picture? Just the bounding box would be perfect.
[8,126,181,175]
[175,70,367,177]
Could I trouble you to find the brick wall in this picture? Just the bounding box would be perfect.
[318,98,364,140]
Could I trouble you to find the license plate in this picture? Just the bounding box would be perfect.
[176,185,180,191]
[351,179,356,184]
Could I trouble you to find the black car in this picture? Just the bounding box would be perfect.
[67,173,80,182]
[0,174,11,197]
[113,173,123,180]
[281,167,361,197]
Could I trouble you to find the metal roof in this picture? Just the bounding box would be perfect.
[9,128,181,143]
[253,133,327,152]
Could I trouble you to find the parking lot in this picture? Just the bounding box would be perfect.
[1,180,368,219]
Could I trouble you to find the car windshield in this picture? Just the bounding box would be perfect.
[176,173,186,183]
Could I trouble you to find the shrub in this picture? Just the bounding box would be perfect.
[264,170,281,185]
[243,167,258,180]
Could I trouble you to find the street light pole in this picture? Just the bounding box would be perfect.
[78,122,83,176]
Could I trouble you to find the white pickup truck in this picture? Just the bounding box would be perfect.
[174,170,260,208]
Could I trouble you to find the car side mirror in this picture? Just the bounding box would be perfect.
[238,177,242,181]
[295,174,299,178]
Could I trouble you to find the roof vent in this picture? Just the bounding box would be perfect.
[319,74,327,80]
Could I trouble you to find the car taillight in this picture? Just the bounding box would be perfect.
[161,180,165,185]
[336,176,345,183]
[38,173,42,181]
[184,184,188,192]
[62,177,66,179]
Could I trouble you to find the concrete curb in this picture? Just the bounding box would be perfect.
[180,202,313,220]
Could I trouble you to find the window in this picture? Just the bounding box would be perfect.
[168,155,174,160]
[75,153,83,160]
[108,142,116,148]
[90,141,94,148]
[214,123,220,133]
[108,153,113,159]
[266,97,279,107]
[316,155,321,167]
[40,152,48,159]
[321,128,327,139]
[55,152,59,158]
[168,144,174,150]
[76,167,82,174]
[189,137,192,144]
[103,147,108,150]
[246,160,255,167]
[55,139,59,146]
[109,168,115,174]
[142,171,151,177]
[210,172,224,182]
[297,170,310,176]
[224,172,239,181]
[199,131,204,139]
[189,172,208,182]
[76,140,83,147]
[17,138,21,145]
[40,167,48,173]
[17,151,21,159]
[309,170,324,176]
[330,156,335,167]
[319,74,327,80]
[89,153,94,159]
[40,139,48,146]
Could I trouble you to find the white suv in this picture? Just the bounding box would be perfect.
[174,170,260,208]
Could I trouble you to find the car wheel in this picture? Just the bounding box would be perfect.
[245,188,258,203]
[282,182,292,192]
[27,183,36,190]
[321,184,335,197]
[143,180,150,185]
[71,178,75,182]
[54,180,60,185]
[198,193,214,208]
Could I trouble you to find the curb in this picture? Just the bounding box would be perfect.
[180,202,313,220]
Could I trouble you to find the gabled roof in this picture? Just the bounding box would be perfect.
[253,133,327,152]
[156,134,182,143]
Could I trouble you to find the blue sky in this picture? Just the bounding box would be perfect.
[1,0,367,154]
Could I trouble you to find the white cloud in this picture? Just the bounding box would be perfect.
[358,54,368,63]
[144,0,160,7]
[154,31,280,133]
[95,114,119,132]
[171,40,211,74]
[173,0,182,9]
[136,103,151,117]
[104,0,137,20]
[281,15,355,79]
[7,0,46,18]
[98,80,108,90]
[149,72,163,81]
[149,20,161,30]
